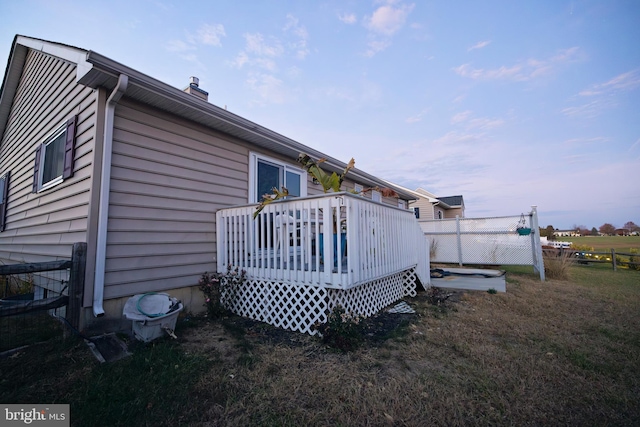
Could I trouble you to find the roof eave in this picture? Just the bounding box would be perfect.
[85,51,416,200]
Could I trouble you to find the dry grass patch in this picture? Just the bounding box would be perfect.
[180,271,640,426]
[2,268,639,426]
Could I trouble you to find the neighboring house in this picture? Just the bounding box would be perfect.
[436,195,465,219]
[614,229,630,236]
[0,35,429,334]
[384,183,465,221]
[553,230,580,237]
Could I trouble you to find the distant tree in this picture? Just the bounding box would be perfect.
[599,223,616,235]
[545,225,556,240]
[590,227,598,236]
[623,221,639,232]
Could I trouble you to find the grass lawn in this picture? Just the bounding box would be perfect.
[1,267,639,426]
[559,235,640,252]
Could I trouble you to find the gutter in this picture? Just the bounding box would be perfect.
[93,74,128,317]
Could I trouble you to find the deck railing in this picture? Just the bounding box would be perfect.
[216,192,428,290]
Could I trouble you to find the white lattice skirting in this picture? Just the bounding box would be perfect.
[224,268,419,334]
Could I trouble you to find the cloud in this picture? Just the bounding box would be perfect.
[193,24,226,46]
[563,69,639,119]
[468,40,491,51]
[365,40,391,57]
[283,14,310,59]
[562,154,590,164]
[563,136,610,145]
[246,73,290,105]
[467,117,504,130]
[451,110,472,124]
[322,86,355,102]
[166,23,225,65]
[165,39,196,53]
[579,69,640,96]
[338,12,357,24]
[561,99,617,118]
[365,2,415,35]
[433,131,479,146]
[230,51,249,68]
[244,33,285,57]
[362,1,414,56]
[229,15,311,105]
[405,109,430,123]
[453,47,581,81]
[453,63,522,80]
[451,110,504,130]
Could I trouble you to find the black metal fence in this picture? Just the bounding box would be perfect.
[0,242,86,353]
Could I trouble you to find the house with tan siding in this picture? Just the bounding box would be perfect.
[0,35,430,334]
[385,183,465,222]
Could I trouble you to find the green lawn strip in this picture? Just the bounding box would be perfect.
[68,340,212,426]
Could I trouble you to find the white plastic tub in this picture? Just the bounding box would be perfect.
[123,293,184,342]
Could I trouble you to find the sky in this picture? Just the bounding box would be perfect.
[1,0,639,230]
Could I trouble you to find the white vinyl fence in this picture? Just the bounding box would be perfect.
[420,206,545,281]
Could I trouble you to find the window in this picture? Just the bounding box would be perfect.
[354,183,364,195]
[371,189,381,203]
[33,116,77,192]
[249,153,307,203]
[0,171,10,232]
[398,199,406,209]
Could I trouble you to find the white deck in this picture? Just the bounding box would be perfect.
[215,193,431,334]
[216,192,430,290]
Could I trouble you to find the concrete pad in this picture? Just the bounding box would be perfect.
[430,268,506,292]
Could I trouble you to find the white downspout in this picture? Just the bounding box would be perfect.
[93,74,128,317]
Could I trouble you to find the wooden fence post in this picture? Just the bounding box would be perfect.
[67,242,87,330]
[611,248,617,272]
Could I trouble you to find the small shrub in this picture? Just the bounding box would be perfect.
[544,249,575,280]
[199,265,246,318]
[570,243,594,252]
[429,239,438,259]
[425,286,452,305]
[487,288,498,294]
[627,249,640,271]
[312,305,364,352]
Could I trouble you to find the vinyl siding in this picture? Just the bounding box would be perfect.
[444,207,464,219]
[412,196,436,221]
[103,100,249,299]
[0,50,97,263]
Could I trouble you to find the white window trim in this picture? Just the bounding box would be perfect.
[371,189,381,203]
[248,152,307,203]
[398,199,406,209]
[37,123,66,192]
[354,183,364,196]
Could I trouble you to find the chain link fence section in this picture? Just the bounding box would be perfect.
[419,207,544,280]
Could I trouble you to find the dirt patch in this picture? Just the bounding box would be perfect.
[178,287,466,355]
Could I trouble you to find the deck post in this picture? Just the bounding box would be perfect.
[322,197,333,286]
